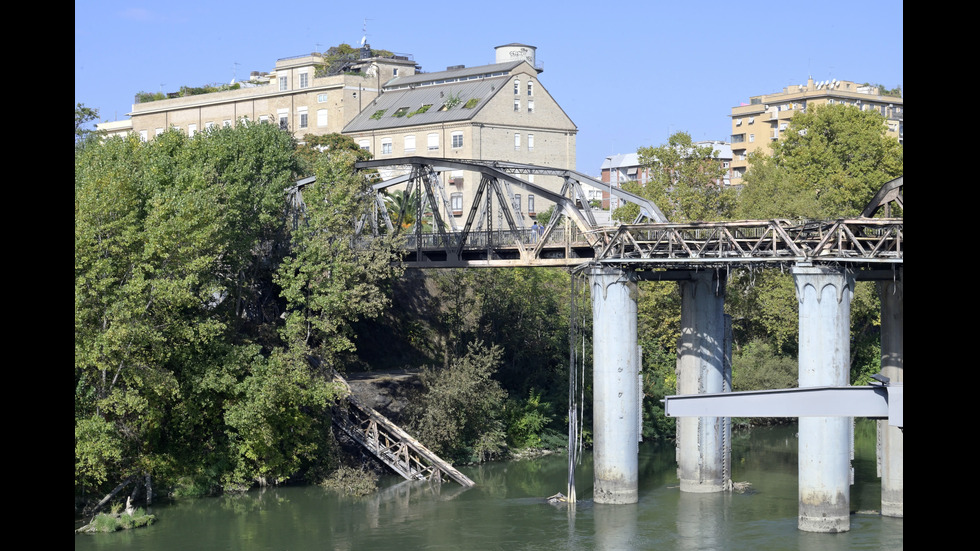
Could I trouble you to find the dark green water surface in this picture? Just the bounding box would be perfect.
[75,421,902,550]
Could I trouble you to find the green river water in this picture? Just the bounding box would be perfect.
[75,421,902,550]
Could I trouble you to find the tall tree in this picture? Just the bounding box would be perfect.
[276,148,403,362]
[75,103,100,146]
[738,103,903,219]
[614,132,735,222]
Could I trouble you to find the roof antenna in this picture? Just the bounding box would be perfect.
[360,18,372,46]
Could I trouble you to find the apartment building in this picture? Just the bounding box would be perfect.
[98,45,419,141]
[342,44,577,223]
[729,77,903,185]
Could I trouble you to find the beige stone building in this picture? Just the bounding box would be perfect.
[97,43,577,224]
[98,46,419,142]
[343,44,577,222]
[730,77,903,184]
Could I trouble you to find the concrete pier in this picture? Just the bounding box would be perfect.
[878,271,903,517]
[676,270,729,493]
[793,266,854,533]
[589,266,639,504]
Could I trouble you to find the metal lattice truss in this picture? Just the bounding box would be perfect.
[355,157,666,266]
[292,159,903,269]
[595,218,903,266]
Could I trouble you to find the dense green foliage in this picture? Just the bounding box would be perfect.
[75,103,100,145]
[614,132,736,222]
[738,104,903,219]
[75,125,398,507]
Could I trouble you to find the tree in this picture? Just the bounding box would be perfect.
[296,133,370,174]
[410,341,508,462]
[75,103,100,145]
[738,103,903,219]
[276,148,403,362]
[76,123,380,503]
[614,132,735,222]
[316,43,395,77]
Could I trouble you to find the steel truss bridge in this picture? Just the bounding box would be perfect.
[293,157,903,269]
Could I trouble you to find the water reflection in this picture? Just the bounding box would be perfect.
[75,421,902,551]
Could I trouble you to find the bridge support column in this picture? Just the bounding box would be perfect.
[676,270,730,493]
[793,265,854,533]
[588,266,639,504]
[878,270,903,517]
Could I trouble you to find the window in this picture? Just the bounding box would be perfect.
[514,133,521,150]
[527,134,534,151]
[404,135,416,152]
[259,115,269,124]
[299,108,308,129]
[427,133,439,151]
[392,68,398,77]
[359,139,370,152]
[514,99,520,111]
[748,117,754,124]
[279,76,287,91]
[393,106,410,117]
[317,93,328,103]
[735,118,742,126]
[528,195,535,215]
[381,138,392,155]
[139,130,148,142]
[527,81,533,96]
[278,108,289,130]
[779,122,787,131]
[451,192,463,216]
[188,124,197,136]
[514,194,522,212]
[451,131,463,148]
[205,121,215,130]
[527,100,534,113]
[749,134,755,143]
[514,79,520,94]
[299,72,309,88]
[155,127,164,136]
[222,120,231,128]
[317,109,328,127]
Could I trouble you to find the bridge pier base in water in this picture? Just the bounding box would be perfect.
[878,271,903,518]
[588,266,639,504]
[676,270,731,493]
[793,266,855,533]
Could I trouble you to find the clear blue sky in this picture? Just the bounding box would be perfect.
[75,1,903,175]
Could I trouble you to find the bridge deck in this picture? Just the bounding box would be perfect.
[332,374,474,486]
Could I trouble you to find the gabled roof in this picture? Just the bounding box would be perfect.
[343,75,509,132]
[385,61,524,89]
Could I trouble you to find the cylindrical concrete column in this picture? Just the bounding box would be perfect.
[676,270,729,493]
[878,271,903,518]
[589,266,639,504]
[793,265,854,533]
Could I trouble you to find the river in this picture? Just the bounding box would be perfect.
[75,421,902,550]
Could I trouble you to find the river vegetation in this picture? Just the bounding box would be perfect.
[75,103,901,516]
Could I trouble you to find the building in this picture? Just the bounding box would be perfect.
[342,43,577,223]
[97,43,577,225]
[729,77,903,184]
[98,45,419,142]
[599,141,733,210]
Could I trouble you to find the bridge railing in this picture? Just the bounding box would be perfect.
[399,226,590,251]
